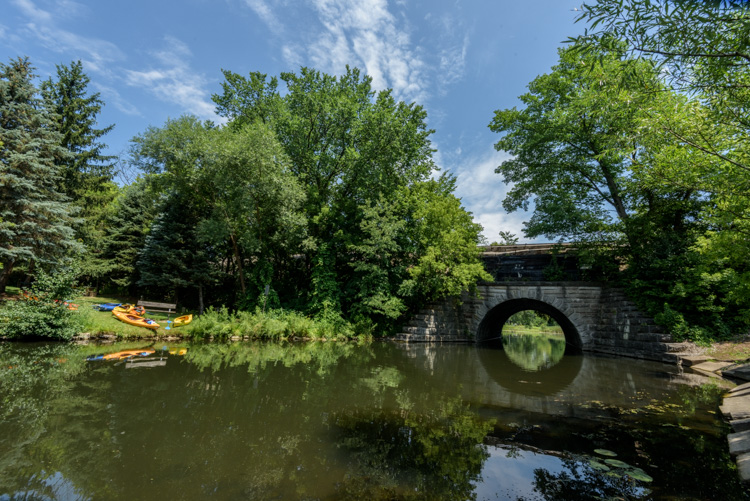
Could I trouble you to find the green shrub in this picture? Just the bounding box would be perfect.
[184,307,369,341]
[0,269,82,340]
[654,303,727,346]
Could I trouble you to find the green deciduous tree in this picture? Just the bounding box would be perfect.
[0,57,80,293]
[570,0,750,336]
[202,123,306,296]
[490,43,693,242]
[347,197,408,324]
[572,1,750,233]
[488,43,747,338]
[214,66,435,234]
[211,66,488,327]
[131,116,306,305]
[401,176,492,303]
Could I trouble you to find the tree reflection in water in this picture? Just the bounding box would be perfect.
[501,331,566,371]
[530,457,646,500]
[0,341,746,500]
[331,395,494,500]
[501,310,567,372]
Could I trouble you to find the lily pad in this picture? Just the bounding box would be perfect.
[594,449,618,457]
[604,459,632,469]
[588,460,611,472]
[628,468,654,483]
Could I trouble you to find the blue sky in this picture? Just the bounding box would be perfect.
[2,0,585,243]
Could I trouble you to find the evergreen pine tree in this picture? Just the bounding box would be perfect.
[40,60,117,286]
[98,179,156,295]
[40,60,115,200]
[0,57,80,293]
[137,190,217,312]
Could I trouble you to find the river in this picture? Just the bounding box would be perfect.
[0,337,747,500]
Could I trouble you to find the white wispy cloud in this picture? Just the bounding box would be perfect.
[243,0,283,35]
[451,148,536,244]
[308,0,427,102]
[11,0,53,24]
[124,36,220,121]
[242,0,429,103]
[281,43,304,69]
[92,82,142,117]
[438,34,470,91]
[11,0,124,69]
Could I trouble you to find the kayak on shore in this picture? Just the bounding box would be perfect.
[92,302,121,311]
[113,310,160,330]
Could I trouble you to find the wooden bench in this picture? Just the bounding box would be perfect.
[137,300,177,316]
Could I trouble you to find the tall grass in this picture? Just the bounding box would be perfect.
[185,307,371,341]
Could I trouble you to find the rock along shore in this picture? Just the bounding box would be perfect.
[682,355,750,484]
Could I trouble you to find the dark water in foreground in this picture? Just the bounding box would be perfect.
[0,338,747,500]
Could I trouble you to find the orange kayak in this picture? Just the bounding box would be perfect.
[113,310,160,330]
[102,349,156,360]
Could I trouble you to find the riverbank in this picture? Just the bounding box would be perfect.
[674,345,750,485]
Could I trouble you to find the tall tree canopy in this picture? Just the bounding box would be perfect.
[214,66,435,241]
[210,66,488,326]
[572,1,750,220]
[124,66,489,330]
[131,117,306,307]
[489,43,749,339]
[41,60,117,286]
[40,60,115,203]
[0,57,80,293]
[567,0,750,340]
[489,44,703,243]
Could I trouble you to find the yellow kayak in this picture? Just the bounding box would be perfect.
[113,304,146,316]
[113,310,160,330]
[172,314,193,327]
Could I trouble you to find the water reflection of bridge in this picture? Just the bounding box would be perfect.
[396,343,721,420]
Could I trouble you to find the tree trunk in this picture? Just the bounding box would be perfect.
[600,162,629,223]
[0,258,15,294]
[23,259,36,289]
[198,284,204,315]
[230,233,246,293]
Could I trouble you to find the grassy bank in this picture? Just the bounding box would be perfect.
[74,297,370,341]
[502,324,564,337]
[185,307,372,341]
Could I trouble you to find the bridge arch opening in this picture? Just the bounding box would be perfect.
[476,298,583,355]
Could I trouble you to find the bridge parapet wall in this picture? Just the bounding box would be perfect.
[395,282,683,363]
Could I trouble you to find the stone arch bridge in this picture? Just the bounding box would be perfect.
[396,282,688,364]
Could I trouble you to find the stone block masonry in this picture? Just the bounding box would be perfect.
[395,282,688,363]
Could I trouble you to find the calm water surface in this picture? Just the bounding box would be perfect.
[0,338,747,500]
